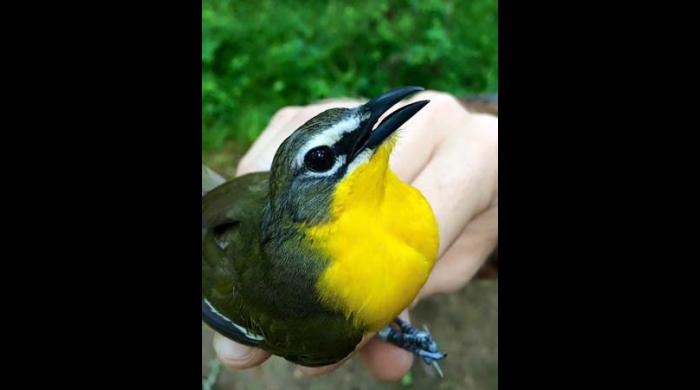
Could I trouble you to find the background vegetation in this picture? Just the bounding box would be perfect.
[201,3,499,387]
[203,0,498,153]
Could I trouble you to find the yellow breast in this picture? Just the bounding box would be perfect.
[305,139,439,331]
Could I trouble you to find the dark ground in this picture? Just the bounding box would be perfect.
[202,280,497,390]
[202,98,498,390]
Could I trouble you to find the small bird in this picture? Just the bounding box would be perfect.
[202,87,446,373]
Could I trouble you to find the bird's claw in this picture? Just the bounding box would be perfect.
[377,318,447,377]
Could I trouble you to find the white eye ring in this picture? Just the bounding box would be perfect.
[304,155,346,178]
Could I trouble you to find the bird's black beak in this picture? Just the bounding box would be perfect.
[349,87,430,161]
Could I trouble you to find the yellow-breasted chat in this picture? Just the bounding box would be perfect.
[202,86,445,374]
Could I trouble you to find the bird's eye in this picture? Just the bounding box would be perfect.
[304,146,336,172]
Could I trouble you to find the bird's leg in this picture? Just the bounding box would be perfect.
[377,318,447,377]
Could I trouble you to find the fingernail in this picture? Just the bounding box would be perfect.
[213,335,252,362]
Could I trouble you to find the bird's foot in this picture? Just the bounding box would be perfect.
[377,317,447,378]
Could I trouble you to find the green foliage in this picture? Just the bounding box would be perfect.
[401,371,414,386]
[203,0,498,150]
[202,359,221,390]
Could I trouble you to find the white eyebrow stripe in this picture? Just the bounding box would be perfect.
[294,115,360,168]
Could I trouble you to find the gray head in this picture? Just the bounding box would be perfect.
[265,86,429,225]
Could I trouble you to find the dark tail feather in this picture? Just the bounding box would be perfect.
[202,298,265,347]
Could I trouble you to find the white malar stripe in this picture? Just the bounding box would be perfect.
[294,115,360,168]
[204,298,265,341]
[346,148,373,176]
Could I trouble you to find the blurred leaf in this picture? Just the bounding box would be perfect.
[401,371,413,386]
[202,359,221,390]
[202,0,498,151]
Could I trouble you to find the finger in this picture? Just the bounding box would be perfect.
[416,205,498,302]
[213,333,271,370]
[237,106,302,175]
[297,361,344,377]
[410,113,498,256]
[361,338,414,382]
[360,311,414,382]
[298,330,376,377]
[389,91,462,183]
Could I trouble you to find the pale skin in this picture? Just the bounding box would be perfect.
[210,90,498,381]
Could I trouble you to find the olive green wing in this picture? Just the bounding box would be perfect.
[202,170,269,228]
[202,169,270,347]
[201,167,363,365]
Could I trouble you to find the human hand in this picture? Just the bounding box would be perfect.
[211,90,498,381]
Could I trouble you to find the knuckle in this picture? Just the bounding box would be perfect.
[421,90,460,107]
[236,155,251,171]
[236,155,261,176]
[470,114,499,148]
[271,106,300,122]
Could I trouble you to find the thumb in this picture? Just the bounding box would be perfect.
[213,332,271,369]
[360,310,414,382]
